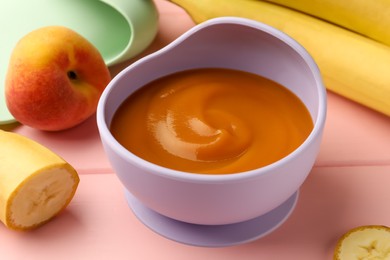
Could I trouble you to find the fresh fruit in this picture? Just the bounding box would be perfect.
[262,0,390,46]
[0,130,79,230]
[334,225,390,259]
[5,26,111,131]
[169,0,390,116]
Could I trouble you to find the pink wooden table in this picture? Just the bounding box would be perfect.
[1,1,390,259]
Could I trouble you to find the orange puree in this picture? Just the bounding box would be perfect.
[110,68,313,174]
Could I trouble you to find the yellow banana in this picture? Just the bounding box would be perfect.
[334,225,390,259]
[262,0,390,46]
[0,130,79,230]
[170,0,390,116]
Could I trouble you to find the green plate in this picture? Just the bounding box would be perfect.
[0,0,158,124]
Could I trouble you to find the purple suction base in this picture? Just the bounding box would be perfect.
[125,190,298,247]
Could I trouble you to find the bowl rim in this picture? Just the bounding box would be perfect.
[97,17,327,184]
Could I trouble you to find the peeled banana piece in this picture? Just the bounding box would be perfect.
[334,225,390,259]
[170,0,390,116]
[0,130,79,230]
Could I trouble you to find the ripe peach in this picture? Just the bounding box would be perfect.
[5,26,111,131]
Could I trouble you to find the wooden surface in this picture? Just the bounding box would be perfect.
[1,1,389,259]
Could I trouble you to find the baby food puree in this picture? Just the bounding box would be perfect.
[110,68,313,174]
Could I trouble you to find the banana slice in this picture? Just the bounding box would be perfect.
[334,225,390,260]
[0,130,79,230]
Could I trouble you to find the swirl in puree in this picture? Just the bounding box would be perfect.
[110,68,313,174]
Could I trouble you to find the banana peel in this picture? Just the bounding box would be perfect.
[169,0,390,116]
[334,225,390,259]
[0,130,79,230]
[262,0,390,46]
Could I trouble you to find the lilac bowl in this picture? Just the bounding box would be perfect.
[97,17,326,225]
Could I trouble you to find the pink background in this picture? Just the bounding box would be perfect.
[1,1,389,259]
